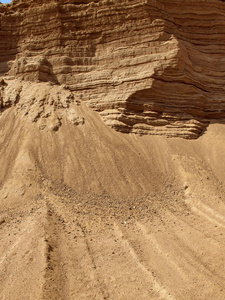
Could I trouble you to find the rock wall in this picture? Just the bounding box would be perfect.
[1,0,225,138]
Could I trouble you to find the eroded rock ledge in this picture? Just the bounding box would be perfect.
[1,0,225,138]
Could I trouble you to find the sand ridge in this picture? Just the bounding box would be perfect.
[0,104,225,299]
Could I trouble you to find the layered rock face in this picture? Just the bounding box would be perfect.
[1,0,225,138]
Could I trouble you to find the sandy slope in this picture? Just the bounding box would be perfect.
[0,104,225,299]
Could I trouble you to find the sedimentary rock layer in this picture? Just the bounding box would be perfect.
[1,0,225,138]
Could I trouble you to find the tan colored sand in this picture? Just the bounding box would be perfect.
[0,103,225,300]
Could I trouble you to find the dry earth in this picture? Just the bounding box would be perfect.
[0,104,225,299]
[0,0,225,299]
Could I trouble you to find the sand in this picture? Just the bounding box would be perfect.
[0,103,225,299]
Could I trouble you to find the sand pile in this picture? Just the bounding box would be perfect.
[0,0,225,299]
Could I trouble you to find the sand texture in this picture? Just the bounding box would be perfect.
[0,0,225,299]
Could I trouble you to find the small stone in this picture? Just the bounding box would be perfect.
[0,218,5,225]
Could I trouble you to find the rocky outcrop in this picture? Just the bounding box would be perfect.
[0,79,84,131]
[0,0,225,138]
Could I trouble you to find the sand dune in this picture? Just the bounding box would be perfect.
[0,103,225,299]
[1,0,225,299]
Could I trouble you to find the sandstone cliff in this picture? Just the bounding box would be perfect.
[1,1,225,300]
[1,0,225,138]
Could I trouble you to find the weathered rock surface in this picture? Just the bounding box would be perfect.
[1,2,225,299]
[0,79,84,131]
[1,0,225,138]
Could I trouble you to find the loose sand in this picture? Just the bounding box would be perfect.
[0,104,225,299]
